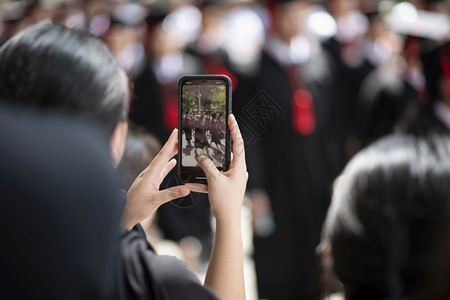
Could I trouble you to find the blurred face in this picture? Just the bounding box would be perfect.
[276,1,306,43]
[105,24,137,54]
[149,24,183,58]
[327,0,357,18]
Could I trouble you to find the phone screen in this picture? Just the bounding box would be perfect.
[178,75,231,183]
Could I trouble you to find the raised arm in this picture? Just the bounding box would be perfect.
[194,114,248,300]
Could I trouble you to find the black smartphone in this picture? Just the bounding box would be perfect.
[178,75,232,184]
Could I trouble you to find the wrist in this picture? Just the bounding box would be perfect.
[120,209,137,231]
[215,214,242,229]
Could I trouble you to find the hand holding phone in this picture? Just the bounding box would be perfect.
[178,75,232,184]
[122,129,191,229]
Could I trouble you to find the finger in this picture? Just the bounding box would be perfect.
[149,129,178,174]
[197,155,222,182]
[228,114,245,168]
[229,114,244,156]
[185,183,208,193]
[158,158,177,186]
[157,185,191,206]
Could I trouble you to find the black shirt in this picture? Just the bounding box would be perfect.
[118,229,219,300]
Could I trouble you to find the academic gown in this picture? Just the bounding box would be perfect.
[354,68,418,145]
[129,57,167,143]
[322,37,419,148]
[322,37,373,137]
[234,49,347,299]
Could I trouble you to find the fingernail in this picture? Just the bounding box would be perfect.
[196,155,207,162]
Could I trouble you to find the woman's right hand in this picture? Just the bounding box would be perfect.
[188,114,248,223]
[191,114,248,300]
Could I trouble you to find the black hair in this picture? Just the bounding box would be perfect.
[0,21,128,135]
[322,134,450,299]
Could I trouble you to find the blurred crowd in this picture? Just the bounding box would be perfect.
[1,0,448,146]
[1,0,449,299]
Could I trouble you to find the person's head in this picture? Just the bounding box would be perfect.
[0,21,129,166]
[321,134,450,299]
[268,0,306,43]
[0,102,121,298]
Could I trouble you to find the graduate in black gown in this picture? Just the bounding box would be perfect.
[182,112,194,144]
[351,12,419,145]
[194,116,213,157]
[233,0,347,298]
[322,2,419,149]
[210,113,224,154]
[321,0,371,155]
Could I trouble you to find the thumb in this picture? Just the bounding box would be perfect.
[197,155,222,182]
[157,185,191,206]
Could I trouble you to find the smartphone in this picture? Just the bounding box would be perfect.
[178,75,232,184]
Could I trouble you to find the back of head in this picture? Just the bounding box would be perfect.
[322,134,450,299]
[0,21,128,134]
[0,102,122,299]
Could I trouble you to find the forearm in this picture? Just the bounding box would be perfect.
[205,217,245,300]
[199,114,247,299]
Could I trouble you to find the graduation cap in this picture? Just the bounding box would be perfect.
[384,2,450,41]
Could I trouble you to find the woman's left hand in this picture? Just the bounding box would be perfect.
[121,129,191,230]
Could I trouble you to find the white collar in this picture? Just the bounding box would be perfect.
[265,36,310,66]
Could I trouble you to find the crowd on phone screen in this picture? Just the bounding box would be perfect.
[0,0,449,299]
[182,112,225,157]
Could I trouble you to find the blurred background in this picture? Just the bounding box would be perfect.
[1,0,448,299]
